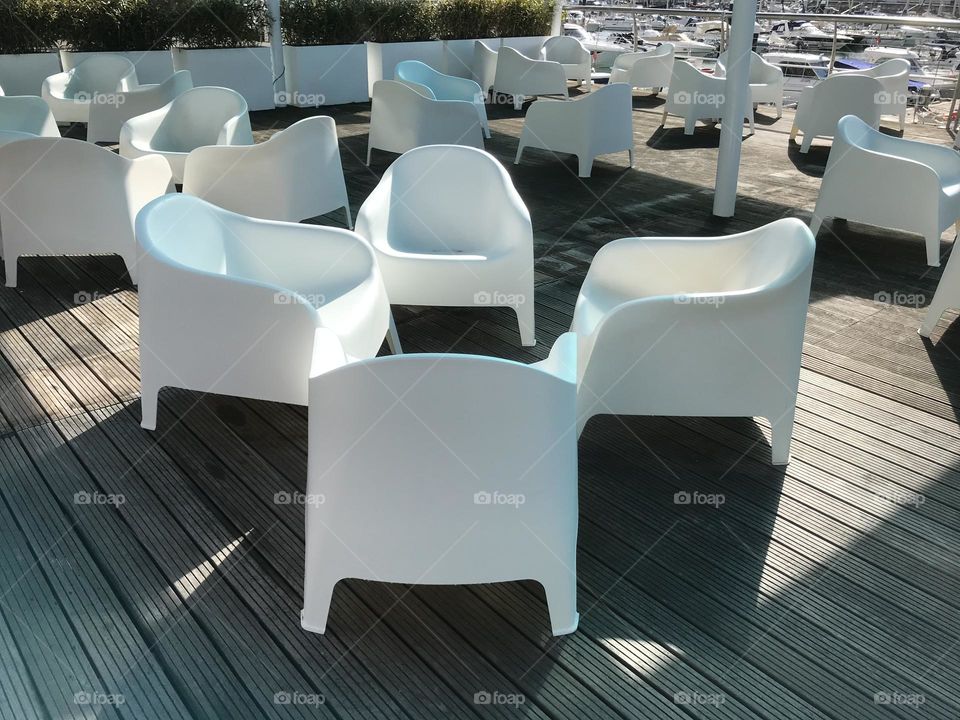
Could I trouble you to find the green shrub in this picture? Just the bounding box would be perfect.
[0,0,59,54]
[491,0,553,38]
[361,0,437,43]
[281,0,366,46]
[57,0,178,52]
[172,0,273,49]
[433,0,496,41]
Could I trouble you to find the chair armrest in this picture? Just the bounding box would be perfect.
[533,332,577,384]
[430,73,484,104]
[42,72,70,100]
[309,327,347,378]
[876,136,960,180]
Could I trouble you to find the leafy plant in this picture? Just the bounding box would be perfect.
[281,0,366,46]
[361,0,437,44]
[433,0,495,41]
[172,0,273,49]
[57,0,178,52]
[0,0,60,54]
[491,0,553,38]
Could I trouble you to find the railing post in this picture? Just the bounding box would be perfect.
[633,12,638,52]
[827,23,838,75]
[267,0,285,106]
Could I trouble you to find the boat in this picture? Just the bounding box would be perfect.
[762,51,830,102]
[637,26,716,58]
[766,21,854,52]
[864,46,958,98]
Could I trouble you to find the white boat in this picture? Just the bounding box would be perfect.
[767,21,854,52]
[563,23,626,55]
[638,27,715,58]
[762,51,830,103]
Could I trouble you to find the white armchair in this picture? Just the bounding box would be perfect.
[396,60,490,138]
[790,74,882,153]
[0,137,171,287]
[302,332,579,637]
[515,82,634,178]
[119,86,253,183]
[716,50,784,118]
[609,43,675,95]
[42,55,137,124]
[811,115,960,267]
[355,144,535,346]
[834,58,909,131]
[493,46,568,110]
[541,35,592,90]
[571,218,815,465]
[0,95,59,137]
[472,40,499,95]
[135,194,394,430]
[920,246,960,337]
[183,116,351,227]
[86,70,192,144]
[366,80,484,165]
[661,59,754,135]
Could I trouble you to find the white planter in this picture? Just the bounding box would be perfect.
[283,44,367,106]
[60,50,175,84]
[172,46,275,111]
[442,38,499,78]
[365,40,443,96]
[501,36,550,58]
[0,52,61,96]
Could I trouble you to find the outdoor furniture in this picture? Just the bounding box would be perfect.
[571,218,815,465]
[790,74,882,153]
[540,35,592,90]
[135,194,394,431]
[0,137,171,287]
[0,95,59,137]
[515,82,634,178]
[301,332,579,637]
[811,115,960,267]
[716,50,784,118]
[493,46,568,110]
[834,58,909,131]
[661,59,754,136]
[120,86,253,183]
[608,43,675,95]
[920,245,960,337]
[86,70,193,144]
[395,60,490,138]
[366,80,484,165]
[42,54,137,124]
[182,116,352,227]
[472,40,499,95]
[355,144,535,346]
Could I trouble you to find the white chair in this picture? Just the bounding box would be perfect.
[716,50,784,119]
[119,86,253,183]
[302,332,579,637]
[541,36,592,90]
[182,116,351,227]
[661,59,754,136]
[135,194,394,431]
[571,218,815,465]
[87,70,193,144]
[834,58,909,131]
[396,60,490,139]
[515,82,634,178]
[0,137,171,287]
[355,144,535,346]
[920,246,960,337]
[790,74,882,153]
[366,80,483,165]
[609,43,675,95]
[493,46,568,110]
[472,41,499,95]
[811,115,960,267]
[42,55,137,124]
[0,95,60,137]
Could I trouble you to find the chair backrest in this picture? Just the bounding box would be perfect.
[541,35,587,63]
[395,60,441,89]
[65,55,136,98]
[472,40,498,91]
[717,51,769,82]
[152,86,250,152]
[0,95,59,136]
[802,74,882,134]
[137,192,231,276]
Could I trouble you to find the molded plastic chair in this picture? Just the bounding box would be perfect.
[42,55,137,124]
[120,86,253,183]
[790,74,882,153]
[541,35,592,89]
[0,137,171,287]
[183,116,351,227]
[661,59,754,135]
[302,332,579,637]
[472,41,499,95]
[135,194,393,431]
[515,82,634,178]
[366,80,484,165]
[920,246,960,337]
[87,70,193,144]
[834,58,909,131]
[0,95,60,137]
[355,144,535,346]
[609,43,675,95]
[571,218,815,465]
[716,50,784,118]
[811,115,960,267]
[395,60,490,138]
[493,46,568,110]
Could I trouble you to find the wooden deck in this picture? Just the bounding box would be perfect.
[1,93,959,719]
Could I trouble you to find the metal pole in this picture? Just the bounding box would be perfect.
[713,0,759,216]
[827,22,838,74]
[633,13,639,51]
[267,0,286,106]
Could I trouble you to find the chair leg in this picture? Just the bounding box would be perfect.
[809,214,823,236]
[800,135,812,154]
[660,106,668,127]
[4,254,17,288]
[770,407,795,465]
[514,144,524,165]
[926,234,942,267]
[746,112,755,134]
[684,115,696,135]
[344,204,353,230]
[577,155,593,178]
[776,97,782,119]
[301,579,337,635]
[542,571,579,637]
[789,122,799,142]
[140,381,160,431]
[899,108,906,132]
[627,148,634,168]
[513,95,522,111]
[365,145,372,166]
[386,312,402,354]
[514,301,535,347]
[920,298,949,337]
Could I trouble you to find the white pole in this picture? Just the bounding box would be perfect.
[712,0,759,216]
[551,0,563,36]
[267,0,286,106]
